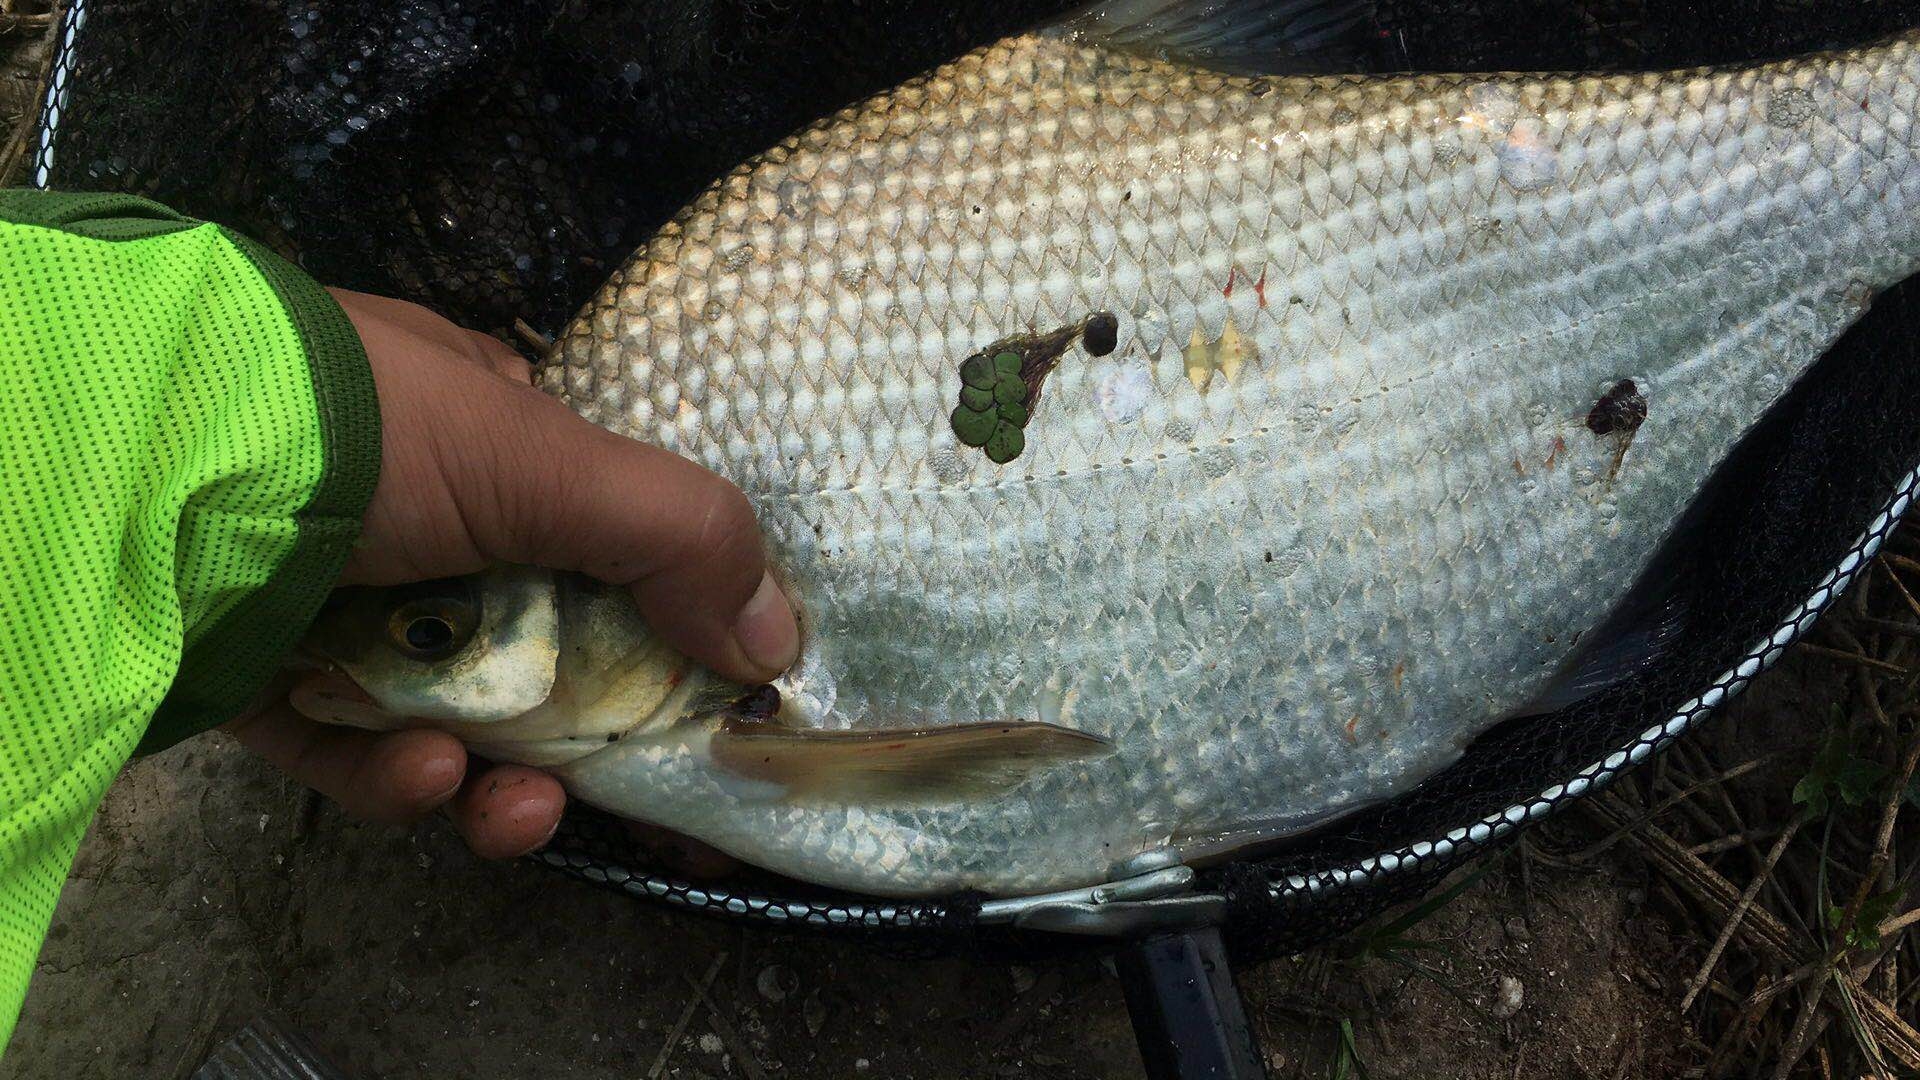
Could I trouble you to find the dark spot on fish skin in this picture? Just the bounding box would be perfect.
[488,780,500,795]
[606,732,619,743]
[1247,77,1274,98]
[1082,312,1119,357]
[1264,551,1274,562]
[1587,380,1649,482]
[1123,190,1133,202]
[733,684,782,720]
[1586,379,1648,437]
[972,205,982,215]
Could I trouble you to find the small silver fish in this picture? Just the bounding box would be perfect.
[296,7,1920,897]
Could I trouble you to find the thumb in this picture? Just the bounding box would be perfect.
[460,380,800,685]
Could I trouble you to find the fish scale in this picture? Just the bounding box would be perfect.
[305,27,1920,896]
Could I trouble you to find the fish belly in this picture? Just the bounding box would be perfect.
[547,33,1920,895]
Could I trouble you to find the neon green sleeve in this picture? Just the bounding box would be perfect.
[0,189,380,1049]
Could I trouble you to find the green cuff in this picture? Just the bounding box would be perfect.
[139,238,381,754]
[0,190,201,241]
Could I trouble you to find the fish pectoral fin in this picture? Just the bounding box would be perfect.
[1050,0,1384,76]
[706,718,1114,805]
[1513,596,1689,718]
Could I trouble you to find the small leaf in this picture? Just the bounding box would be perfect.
[950,405,996,447]
[959,384,993,411]
[1793,731,1880,818]
[1853,890,1902,950]
[993,374,1027,406]
[997,399,1029,427]
[993,350,1023,375]
[1825,890,1902,951]
[1792,773,1827,816]
[960,354,996,389]
[1835,758,1889,807]
[984,423,1025,464]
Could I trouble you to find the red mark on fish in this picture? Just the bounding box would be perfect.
[1222,268,1236,298]
[1255,269,1268,308]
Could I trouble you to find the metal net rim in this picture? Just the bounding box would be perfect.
[29,0,85,189]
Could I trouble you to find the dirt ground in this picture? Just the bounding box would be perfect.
[12,672,1833,1079]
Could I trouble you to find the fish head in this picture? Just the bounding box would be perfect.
[292,564,564,730]
[291,565,710,761]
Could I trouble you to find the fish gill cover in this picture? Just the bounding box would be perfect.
[37,0,1920,947]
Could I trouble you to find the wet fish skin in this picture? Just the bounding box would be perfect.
[318,31,1920,896]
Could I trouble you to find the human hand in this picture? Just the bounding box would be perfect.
[223,289,799,858]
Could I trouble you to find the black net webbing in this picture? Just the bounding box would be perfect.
[34,0,1920,950]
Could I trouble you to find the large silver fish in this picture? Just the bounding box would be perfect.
[294,5,1920,897]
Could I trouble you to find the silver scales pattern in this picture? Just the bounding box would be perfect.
[540,31,1920,895]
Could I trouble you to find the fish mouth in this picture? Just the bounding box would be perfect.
[288,668,405,731]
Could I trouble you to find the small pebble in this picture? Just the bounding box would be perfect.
[698,1033,724,1055]
[756,964,798,1003]
[1503,915,1532,942]
[1010,966,1037,994]
[803,989,827,1037]
[1492,975,1525,1019]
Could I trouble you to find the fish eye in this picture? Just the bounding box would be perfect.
[403,615,455,654]
[383,580,479,662]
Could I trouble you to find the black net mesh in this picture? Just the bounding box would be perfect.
[33,0,1920,949]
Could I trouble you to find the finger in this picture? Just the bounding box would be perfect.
[461,328,535,385]
[224,706,466,825]
[448,763,567,859]
[471,387,801,684]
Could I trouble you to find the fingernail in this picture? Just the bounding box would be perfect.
[421,755,464,805]
[731,571,800,676]
[531,816,562,853]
